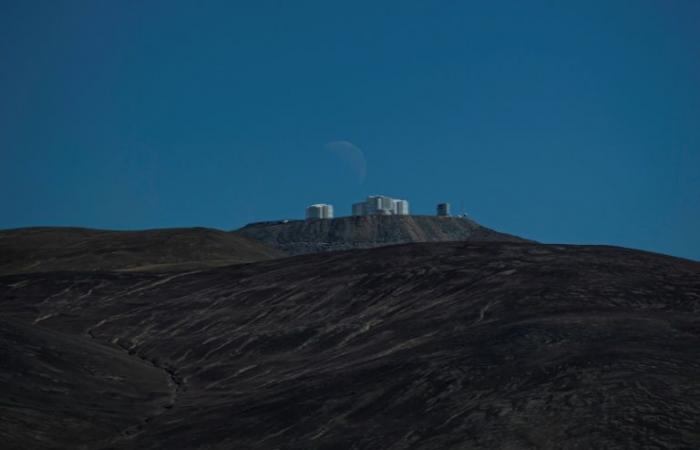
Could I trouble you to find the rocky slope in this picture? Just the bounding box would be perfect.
[1,241,699,449]
[0,227,286,275]
[237,215,527,255]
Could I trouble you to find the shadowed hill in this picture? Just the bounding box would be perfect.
[0,318,172,448]
[237,215,528,255]
[0,227,286,275]
[1,241,699,449]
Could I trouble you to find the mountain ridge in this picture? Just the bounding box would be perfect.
[0,226,286,275]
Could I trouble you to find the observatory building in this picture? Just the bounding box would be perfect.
[306,204,334,219]
[352,195,409,216]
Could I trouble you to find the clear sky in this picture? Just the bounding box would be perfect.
[1,1,699,260]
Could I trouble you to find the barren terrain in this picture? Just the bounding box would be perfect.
[237,215,527,255]
[0,227,285,275]
[1,240,699,449]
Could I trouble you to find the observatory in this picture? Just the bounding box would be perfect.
[352,195,409,216]
[305,204,334,219]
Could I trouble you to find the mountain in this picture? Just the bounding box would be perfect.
[1,241,699,449]
[0,216,523,276]
[237,215,528,255]
[0,227,286,275]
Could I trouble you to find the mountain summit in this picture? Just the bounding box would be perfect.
[237,215,527,255]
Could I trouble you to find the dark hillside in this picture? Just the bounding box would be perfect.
[1,241,699,448]
[0,227,286,275]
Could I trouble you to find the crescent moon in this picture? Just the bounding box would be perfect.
[325,141,367,185]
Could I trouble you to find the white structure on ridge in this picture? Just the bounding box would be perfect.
[306,203,334,219]
[352,195,409,216]
[394,199,409,215]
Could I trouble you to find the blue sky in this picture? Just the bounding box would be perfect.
[1,1,699,260]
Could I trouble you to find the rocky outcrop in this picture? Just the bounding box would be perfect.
[237,215,528,255]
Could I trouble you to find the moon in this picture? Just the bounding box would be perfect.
[325,140,367,185]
